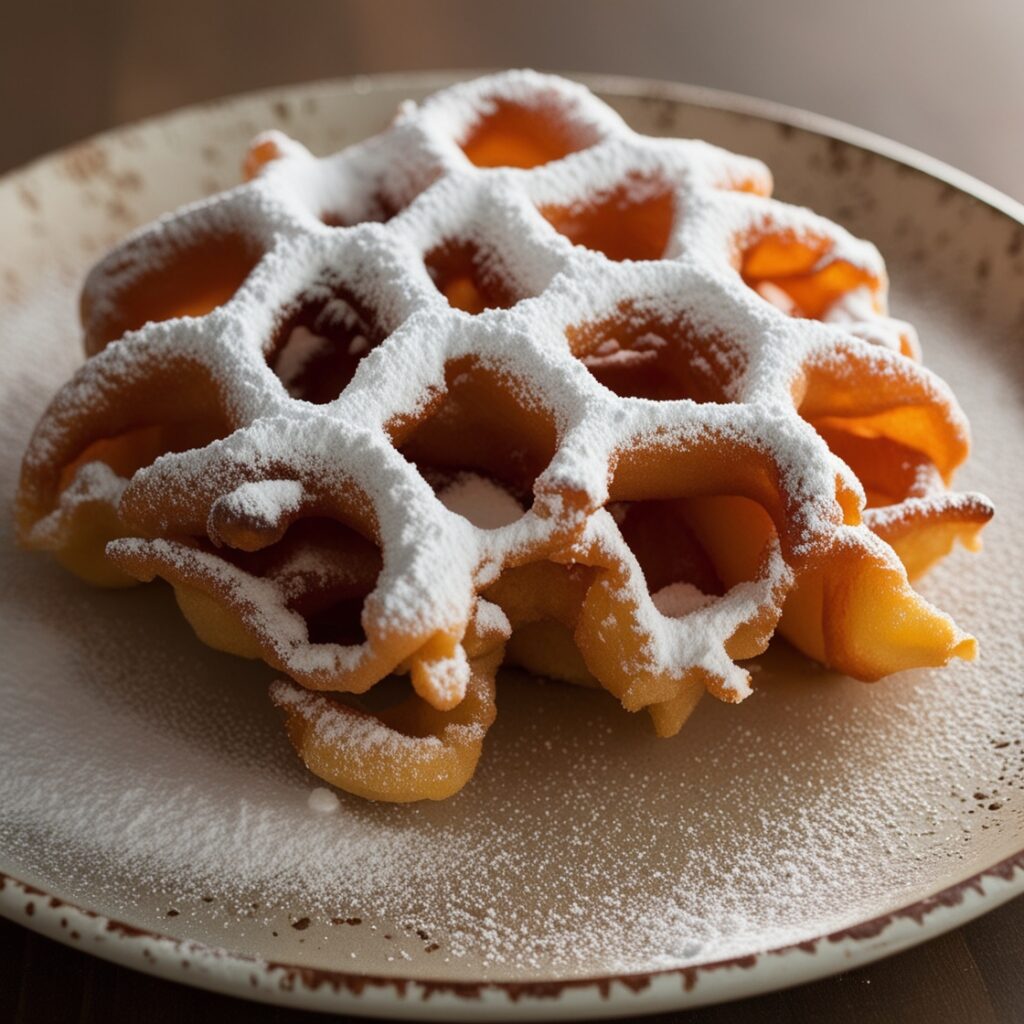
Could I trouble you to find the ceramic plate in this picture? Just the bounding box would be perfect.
[1,73,1022,1020]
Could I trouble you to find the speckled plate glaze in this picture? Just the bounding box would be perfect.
[1,73,1022,1021]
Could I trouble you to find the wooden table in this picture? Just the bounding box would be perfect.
[2,2,1021,1020]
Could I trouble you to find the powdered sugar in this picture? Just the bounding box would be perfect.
[15,71,982,713]
[0,71,1019,991]
[29,460,126,547]
[652,581,716,617]
[307,786,341,815]
[438,473,525,529]
[211,479,305,539]
[273,327,333,394]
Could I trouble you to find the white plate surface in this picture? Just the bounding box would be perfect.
[1,73,1022,1020]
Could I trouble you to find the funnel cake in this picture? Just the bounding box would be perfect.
[16,72,992,801]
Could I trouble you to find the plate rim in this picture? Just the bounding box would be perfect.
[2,69,1022,1018]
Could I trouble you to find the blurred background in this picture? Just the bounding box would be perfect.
[2,0,1022,197]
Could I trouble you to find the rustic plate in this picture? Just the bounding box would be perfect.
[1,72,1022,1021]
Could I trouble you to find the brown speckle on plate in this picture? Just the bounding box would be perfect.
[61,141,109,183]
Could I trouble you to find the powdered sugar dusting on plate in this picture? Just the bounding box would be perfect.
[438,473,525,529]
[307,786,341,815]
[652,581,715,617]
